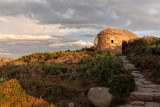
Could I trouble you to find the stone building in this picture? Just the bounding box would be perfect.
[94,36,98,46]
[94,28,139,54]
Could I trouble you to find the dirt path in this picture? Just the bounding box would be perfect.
[119,56,160,107]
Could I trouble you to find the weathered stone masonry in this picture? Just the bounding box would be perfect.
[94,28,139,54]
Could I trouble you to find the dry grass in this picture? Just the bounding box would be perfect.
[0,79,56,107]
[0,47,135,106]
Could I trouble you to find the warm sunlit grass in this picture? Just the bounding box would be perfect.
[0,47,135,106]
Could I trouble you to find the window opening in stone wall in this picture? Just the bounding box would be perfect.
[111,40,114,43]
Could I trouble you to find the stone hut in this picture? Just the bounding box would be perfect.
[95,28,139,54]
[94,36,98,46]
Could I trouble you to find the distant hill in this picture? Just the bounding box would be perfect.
[0,57,15,63]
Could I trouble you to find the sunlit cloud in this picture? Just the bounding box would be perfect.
[0,35,55,40]
[0,53,11,55]
[49,40,93,48]
[0,18,9,23]
[0,0,160,59]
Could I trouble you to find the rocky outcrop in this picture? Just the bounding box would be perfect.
[88,87,113,107]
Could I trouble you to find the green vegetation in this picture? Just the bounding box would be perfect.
[0,47,135,106]
[123,36,160,83]
[78,55,135,96]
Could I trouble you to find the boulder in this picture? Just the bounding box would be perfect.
[69,102,74,107]
[88,87,113,107]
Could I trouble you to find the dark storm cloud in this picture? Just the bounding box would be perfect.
[0,0,160,31]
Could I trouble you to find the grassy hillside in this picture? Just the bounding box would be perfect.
[0,57,15,66]
[0,47,135,106]
[123,36,160,83]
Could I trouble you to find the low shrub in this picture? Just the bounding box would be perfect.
[152,71,160,82]
[44,63,72,75]
[123,36,160,83]
[0,79,27,107]
[78,55,135,99]
[108,74,135,97]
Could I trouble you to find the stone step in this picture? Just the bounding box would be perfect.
[119,102,160,107]
[132,73,144,78]
[118,105,144,107]
[145,102,160,107]
[120,56,138,71]
[119,56,160,107]
[137,87,159,92]
[135,80,153,86]
[119,56,127,59]
[119,56,129,62]
[123,60,130,63]
[136,78,146,82]
[130,92,160,101]
[130,92,154,101]
[132,71,140,73]
[155,92,160,101]
[140,84,160,89]
[129,101,145,106]
[135,81,143,86]
[123,63,138,71]
[141,81,152,85]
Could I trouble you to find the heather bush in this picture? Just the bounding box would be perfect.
[123,36,160,83]
[78,55,135,98]
[152,71,160,82]
[44,63,72,75]
[108,74,135,97]
[0,48,135,106]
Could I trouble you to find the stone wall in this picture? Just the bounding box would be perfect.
[97,29,122,54]
[94,36,98,46]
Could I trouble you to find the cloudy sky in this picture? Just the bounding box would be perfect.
[0,0,160,58]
